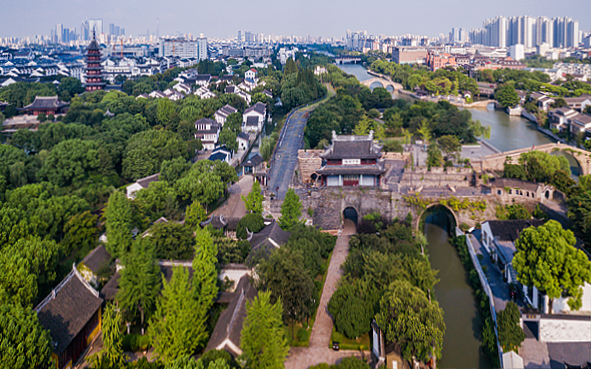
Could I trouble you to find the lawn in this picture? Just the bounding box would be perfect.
[330,327,371,351]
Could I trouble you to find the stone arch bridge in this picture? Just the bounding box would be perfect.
[361,77,403,91]
[472,143,591,176]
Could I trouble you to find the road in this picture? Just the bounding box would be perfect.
[267,85,335,200]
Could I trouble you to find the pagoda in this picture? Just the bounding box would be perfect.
[84,30,105,92]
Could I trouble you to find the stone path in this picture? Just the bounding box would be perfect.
[285,220,369,368]
[212,175,253,219]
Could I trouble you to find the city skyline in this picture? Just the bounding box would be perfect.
[1,0,590,40]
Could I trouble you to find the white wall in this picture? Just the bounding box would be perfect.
[552,282,591,314]
[539,317,591,342]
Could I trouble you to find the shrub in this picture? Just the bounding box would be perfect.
[122,334,151,352]
[236,213,264,240]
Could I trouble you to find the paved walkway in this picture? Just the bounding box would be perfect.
[469,233,511,312]
[212,175,253,219]
[285,220,369,368]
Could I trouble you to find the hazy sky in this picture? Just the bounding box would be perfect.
[1,0,590,39]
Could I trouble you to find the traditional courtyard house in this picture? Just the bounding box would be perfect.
[316,131,385,187]
[569,113,591,137]
[215,104,238,126]
[548,107,578,131]
[149,90,166,99]
[173,82,191,95]
[35,265,103,369]
[18,96,69,116]
[195,118,221,151]
[242,116,260,133]
[194,86,216,99]
[204,275,257,357]
[126,173,160,199]
[563,95,591,112]
[167,90,184,101]
[235,89,251,104]
[200,215,228,234]
[481,219,591,315]
[489,178,555,203]
[246,220,291,263]
[195,74,212,87]
[242,101,266,128]
[237,132,249,150]
[262,89,273,99]
[78,244,112,289]
[537,95,555,112]
[208,146,233,164]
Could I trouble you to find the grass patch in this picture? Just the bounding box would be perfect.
[330,327,370,351]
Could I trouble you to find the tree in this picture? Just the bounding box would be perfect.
[192,227,218,312]
[426,143,443,168]
[241,180,263,214]
[0,303,52,369]
[174,170,225,209]
[160,157,191,185]
[87,303,126,368]
[495,83,520,108]
[376,280,445,364]
[104,191,134,257]
[37,113,47,122]
[0,237,61,307]
[497,301,525,353]
[36,139,101,187]
[149,266,207,363]
[256,247,317,326]
[283,58,298,76]
[61,210,98,256]
[279,189,302,230]
[240,291,289,369]
[117,237,161,333]
[415,119,430,143]
[149,222,195,260]
[513,220,591,313]
[157,99,176,127]
[437,135,460,162]
[224,113,242,135]
[218,129,238,152]
[185,201,207,230]
[328,279,376,339]
[236,213,265,240]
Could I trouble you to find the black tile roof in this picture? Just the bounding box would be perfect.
[201,215,228,229]
[486,219,546,243]
[22,96,69,110]
[321,137,382,160]
[491,178,543,193]
[245,116,259,126]
[244,102,266,115]
[136,173,160,189]
[204,275,257,357]
[317,164,386,176]
[81,244,111,276]
[216,104,238,118]
[196,74,211,81]
[243,154,263,167]
[237,132,250,141]
[247,220,291,256]
[36,267,103,355]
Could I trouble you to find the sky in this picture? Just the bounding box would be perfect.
[1,0,590,39]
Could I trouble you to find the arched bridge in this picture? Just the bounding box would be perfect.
[473,142,591,176]
[361,77,403,91]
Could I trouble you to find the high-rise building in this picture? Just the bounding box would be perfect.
[237,31,243,42]
[88,19,103,36]
[159,37,208,60]
[85,31,105,92]
[470,15,579,48]
[56,24,63,43]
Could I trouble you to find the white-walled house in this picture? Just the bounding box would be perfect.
[194,86,216,99]
[195,118,221,151]
[126,173,160,199]
[569,113,591,136]
[242,101,266,127]
[237,132,249,150]
[245,68,257,81]
[481,219,591,315]
[173,83,191,95]
[215,104,238,126]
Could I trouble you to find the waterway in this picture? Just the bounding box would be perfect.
[424,210,492,369]
[336,64,553,152]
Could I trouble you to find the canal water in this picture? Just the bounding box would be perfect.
[424,209,492,368]
[336,63,553,152]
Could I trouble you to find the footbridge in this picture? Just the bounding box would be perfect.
[361,77,403,91]
[334,56,362,64]
[472,142,591,175]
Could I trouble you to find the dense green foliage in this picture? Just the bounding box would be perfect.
[279,189,302,229]
[494,84,520,108]
[236,213,265,240]
[240,291,289,369]
[497,301,525,353]
[514,220,591,312]
[0,303,53,368]
[329,220,440,346]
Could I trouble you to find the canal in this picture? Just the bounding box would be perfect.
[336,63,554,152]
[338,63,537,368]
[424,208,492,368]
